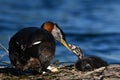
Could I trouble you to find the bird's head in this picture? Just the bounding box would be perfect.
[41,21,71,51]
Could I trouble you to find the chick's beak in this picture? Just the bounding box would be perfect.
[61,39,71,51]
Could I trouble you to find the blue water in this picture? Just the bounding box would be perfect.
[0,0,120,66]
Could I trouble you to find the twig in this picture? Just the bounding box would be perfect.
[0,61,11,65]
[0,43,9,55]
[83,67,106,76]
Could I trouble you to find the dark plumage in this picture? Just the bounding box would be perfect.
[75,56,108,71]
[9,21,71,73]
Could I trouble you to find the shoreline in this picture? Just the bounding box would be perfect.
[0,64,120,80]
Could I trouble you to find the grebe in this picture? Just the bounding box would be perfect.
[75,56,108,71]
[9,21,74,73]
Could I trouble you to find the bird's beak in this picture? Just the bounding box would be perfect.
[61,39,84,59]
[61,39,71,51]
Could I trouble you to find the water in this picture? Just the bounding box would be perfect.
[0,0,120,66]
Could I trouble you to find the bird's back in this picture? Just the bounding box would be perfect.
[9,27,55,72]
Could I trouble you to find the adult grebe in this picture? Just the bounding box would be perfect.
[9,21,73,73]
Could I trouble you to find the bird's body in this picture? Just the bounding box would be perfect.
[75,56,108,71]
[9,27,55,72]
